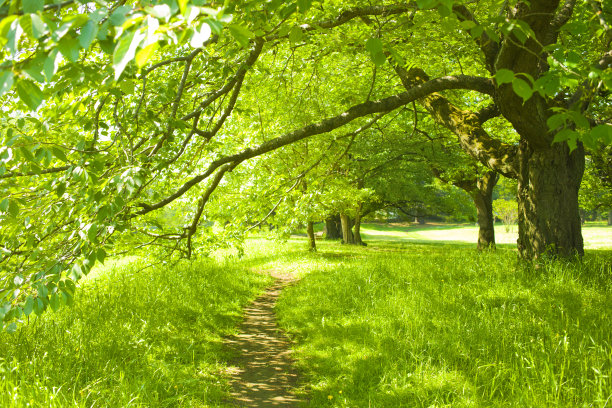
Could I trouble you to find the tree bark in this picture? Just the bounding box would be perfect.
[516,141,585,258]
[393,64,586,259]
[472,172,498,250]
[324,214,342,239]
[307,221,316,252]
[608,210,612,226]
[353,204,365,246]
[340,213,355,244]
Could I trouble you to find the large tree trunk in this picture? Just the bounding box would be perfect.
[608,210,612,226]
[472,171,498,250]
[324,214,342,239]
[306,221,316,252]
[340,213,355,244]
[516,141,585,258]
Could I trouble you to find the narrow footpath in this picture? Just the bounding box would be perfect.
[225,271,301,407]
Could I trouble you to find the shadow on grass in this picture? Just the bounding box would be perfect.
[0,259,272,407]
[277,243,612,407]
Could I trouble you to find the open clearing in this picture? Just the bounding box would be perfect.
[360,222,612,249]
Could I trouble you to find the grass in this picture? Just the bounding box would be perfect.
[0,256,272,407]
[1,226,610,407]
[275,241,612,407]
[359,222,612,249]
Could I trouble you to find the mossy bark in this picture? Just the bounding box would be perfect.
[307,221,316,252]
[516,141,584,258]
[324,215,342,240]
[472,172,498,250]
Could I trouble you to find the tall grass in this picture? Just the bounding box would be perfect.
[0,257,272,407]
[276,244,612,407]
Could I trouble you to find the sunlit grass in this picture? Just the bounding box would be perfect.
[1,233,610,407]
[276,241,612,407]
[359,222,612,249]
[0,257,272,407]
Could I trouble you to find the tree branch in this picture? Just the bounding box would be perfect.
[394,65,518,178]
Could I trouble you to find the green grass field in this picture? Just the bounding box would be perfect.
[0,257,273,407]
[359,222,612,249]
[0,224,610,407]
[275,241,612,407]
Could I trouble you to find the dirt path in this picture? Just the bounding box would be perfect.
[225,270,301,407]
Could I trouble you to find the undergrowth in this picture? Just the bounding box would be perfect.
[0,257,272,407]
[276,243,612,407]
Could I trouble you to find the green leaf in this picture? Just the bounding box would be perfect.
[109,5,131,26]
[56,182,66,197]
[113,30,144,80]
[43,50,60,81]
[87,223,98,242]
[365,38,385,66]
[7,199,19,217]
[178,0,188,14]
[16,79,44,110]
[30,13,46,38]
[34,298,44,315]
[568,111,589,130]
[534,74,560,97]
[135,42,159,67]
[22,0,43,14]
[0,70,14,97]
[365,37,383,55]
[0,198,8,211]
[51,146,67,162]
[79,20,98,49]
[590,124,612,144]
[19,146,35,162]
[297,0,312,12]
[546,113,566,130]
[289,25,303,43]
[494,69,514,85]
[37,283,48,298]
[228,24,254,48]
[23,296,34,316]
[511,77,533,102]
[58,36,81,63]
[97,248,107,264]
[552,128,579,150]
[49,293,60,311]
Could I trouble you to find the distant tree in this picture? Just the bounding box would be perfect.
[493,199,519,232]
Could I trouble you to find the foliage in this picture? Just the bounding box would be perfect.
[276,242,612,407]
[0,256,272,407]
[493,198,518,232]
[0,0,610,327]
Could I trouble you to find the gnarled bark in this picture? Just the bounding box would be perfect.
[517,141,584,258]
[324,215,342,239]
[307,221,316,252]
[340,213,355,244]
[473,172,499,250]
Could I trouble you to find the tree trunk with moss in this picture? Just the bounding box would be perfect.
[473,171,498,250]
[307,221,316,252]
[516,141,584,258]
[324,215,342,239]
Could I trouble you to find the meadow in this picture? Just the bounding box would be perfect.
[0,225,610,407]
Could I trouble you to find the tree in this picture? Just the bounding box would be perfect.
[0,0,610,328]
[493,198,519,232]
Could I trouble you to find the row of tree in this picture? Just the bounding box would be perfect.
[0,0,610,328]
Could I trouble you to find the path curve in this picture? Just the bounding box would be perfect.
[225,270,301,407]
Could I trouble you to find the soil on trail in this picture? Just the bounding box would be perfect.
[225,271,302,407]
